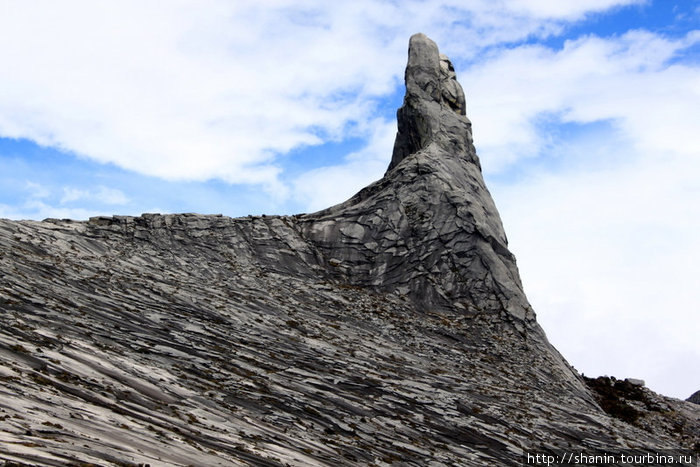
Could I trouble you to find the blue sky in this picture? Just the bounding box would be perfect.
[1,1,698,398]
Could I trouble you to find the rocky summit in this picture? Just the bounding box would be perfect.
[0,33,698,466]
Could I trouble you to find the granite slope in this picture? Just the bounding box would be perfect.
[0,33,697,466]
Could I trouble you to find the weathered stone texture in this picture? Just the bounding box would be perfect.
[0,33,697,466]
[688,390,700,405]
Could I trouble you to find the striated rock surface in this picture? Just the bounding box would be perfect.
[389,33,469,172]
[0,33,698,466]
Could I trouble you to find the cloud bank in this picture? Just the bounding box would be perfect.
[0,0,643,188]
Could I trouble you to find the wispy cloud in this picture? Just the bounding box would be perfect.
[0,182,131,220]
[60,187,88,205]
[498,0,643,19]
[293,117,396,212]
[493,142,700,396]
[0,0,644,188]
[61,186,129,206]
[24,180,51,200]
[0,199,102,221]
[463,30,700,173]
[467,27,700,397]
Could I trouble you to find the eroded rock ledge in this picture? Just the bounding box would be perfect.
[0,33,697,466]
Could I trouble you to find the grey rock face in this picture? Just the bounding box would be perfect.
[313,33,534,334]
[0,34,698,466]
[389,33,470,172]
[688,390,700,405]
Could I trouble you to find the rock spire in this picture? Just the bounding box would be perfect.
[389,33,471,172]
[0,34,697,466]
[303,32,535,336]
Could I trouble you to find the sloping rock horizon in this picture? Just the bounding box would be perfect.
[1,33,698,466]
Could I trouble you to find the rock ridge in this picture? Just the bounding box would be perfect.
[0,34,697,466]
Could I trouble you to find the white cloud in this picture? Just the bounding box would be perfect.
[0,200,102,221]
[0,1,404,186]
[0,183,131,220]
[493,145,700,398]
[467,28,700,398]
[499,0,644,20]
[24,181,51,199]
[60,187,88,204]
[61,186,128,206]
[95,186,129,205]
[0,0,641,189]
[462,30,700,173]
[293,117,395,212]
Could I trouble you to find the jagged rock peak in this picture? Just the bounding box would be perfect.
[1,33,699,466]
[388,33,472,172]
